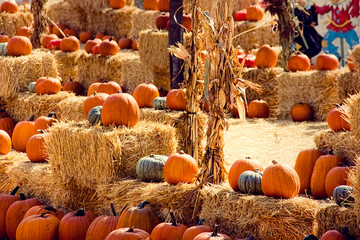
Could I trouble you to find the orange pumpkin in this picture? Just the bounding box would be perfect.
[261,160,300,199]
[106,228,150,240]
[87,79,105,96]
[183,14,192,32]
[52,23,66,38]
[347,56,357,72]
[92,44,100,54]
[0,113,15,137]
[60,36,80,52]
[294,149,323,194]
[182,219,214,240]
[324,163,349,198]
[95,80,122,95]
[16,27,32,39]
[327,104,351,132]
[99,38,119,56]
[33,112,58,134]
[166,88,187,110]
[316,53,339,70]
[143,0,159,10]
[0,33,10,43]
[63,28,77,37]
[0,130,11,155]
[0,186,20,240]
[193,225,232,240]
[7,36,32,56]
[0,1,18,13]
[118,36,132,50]
[109,0,126,9]
[291,102,313,122]
[310,153,344,199]
[288,52,311,72]
[319,229,347,240]
[83,91,109,118]
[163,151,198,184]
[254,44,278,68]
[117,201,160,234]
[158,0,170,11]
[79,31,93,43]
[85,38,102,53]
[26,130,48,163]
[132,83,160,108]
[246,5,264,21]
[23,205,64,220]
[41,34,59,48]
[228,157,263,191]
[101,92,140,127]
[132,39,139,51]
[11,115,35,152]
[62,79,83,96]
[35,77,62,95]
[151,211,188,240]
[247,98,269,118]
[102,35,117,42]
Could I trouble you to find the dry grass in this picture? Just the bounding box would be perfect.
[0,10,33,37]
[233,0,254,12]
[349,45,360,70]
[345,93,360,139]
[129,8,160,38]
[63,0,134,11]
[52,50,83,84]
[57,95,86,122]
[337,70,360,101]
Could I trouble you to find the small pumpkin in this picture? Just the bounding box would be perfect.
[87,79,105,96]
[136,154,168,182]
[254,44,278,68]
[319,228,349,240]
[193,225,232,240]
[333,185,354,207]
[28,82,36,93]
[118,36,132,50]
[0,113,15,137]
[247,98,269,118]
[95,80,122,95]
[62,79,83,96]
[35,77,62,95]
[234,9,247,21]
[60,36,80,52]
[92,44,100,54]
[158,0,170,12]
[132,39,139,50]
[7,36,32,56]
[153,97,167,110]
[0,1,18,13]
[109,0,126,9]
[143,0,159,10]
[182,219,214,240]
[327,104,351,132]
[85,38,102,53]
[166,88,187,110]
[99,38,119,56]
[228,157,263,191]
[63,28,77,37]
[52,23,66,38]
[105,227,151,240]
[26,130,48,163]
[288,51,311,72]
[163,151,198,184]
[0,130,11,155]
[0,33,10,43]
[41,34,59,48]
[156,13,170,30]
[132,83,160,108]
[238,169,263,195]
[33,112,58,134]
[0,186,20,240]
[11,115,35,152]
[88,106,103,125]
[83,91,109,118]
[246,5,264,21]
[16,27,32,39]
[324,163,348,198]
[79,31,93,43]
[23,205,64,220]
[47,39,61,50]
[316,53,339,70]
[151,211,188,240]
[291,102,313,122]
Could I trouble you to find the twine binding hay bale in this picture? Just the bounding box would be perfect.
[199,184,318,239]
[52,50,83,84]
[129,8,160,38]
[63,0,134,11]
[277,69,344,121]
[337,70,360,101]
[45,121,177,189]
[314,130,360,166]
[344,93,360,139]
[0,50,58,99]
[0,11,33,37]
[242,67,283,118]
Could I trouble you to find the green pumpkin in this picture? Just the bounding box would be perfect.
[136,154,168,182]
[0,43,8,56]
[153,97,167,110]
[88,106,102,125]
[333,185,354,207]
[238,169,263,195]
[303,234,318,240]
[28,82,36,93]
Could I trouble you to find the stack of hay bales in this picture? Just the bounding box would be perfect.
[51,50,83,84]
[129,8,160,38]
[0,8,33,37]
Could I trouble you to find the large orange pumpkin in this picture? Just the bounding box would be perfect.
[7,36,32,56]
[254,44,278,68]
[132,83,160,108]
[95,80,122,95]
[105,227,150,240]
[193,225,232,240]
[0,1,18,13]
[0,186,20,240]
[247,98,269,118]
[0,130,11,155]
[163,151,198,184]
[291,102,313,122]
[316,53,339,70]
[288,52,311,72]
[60,36,80,52]
[26,130,48,163]
[261,160,300,199]
[23,205,64,220]
[158,0,170,12]
[0,113,15,137]
[41,34,59,48]
[62,79,83,96]
[182,219,214,240]
[166,88,187,110]
[228,157,263,191]
[16,27,32,39]
[246,5,264,21]
[79,31,93,43]
[35,77,62,95]
[151,211,188,240]
[99,38,119,56]
[86,204,119,240]
[83,91,109,118]
[324,163,349,198]
[33,112,58,134]
[11,115,35,152]
[143,0,158,10]
[294,149,323,194]
[327,104,351,132]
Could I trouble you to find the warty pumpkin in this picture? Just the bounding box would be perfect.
[7,36,32,56]
[0,130,11,155]
[228,157,263,191]
[163,151,198,184]
[182,219,213,240]
[151,211,188,240]
[0,186,20,239]
[26,130,48,163]
[35,77,62,95]
[105,227,151,240]
[33,112,59,134]
[11,115,35,152]
[132,82,160,108]
[24,205,64,220]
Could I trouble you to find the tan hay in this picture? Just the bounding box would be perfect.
[63,0,134,11]
[4,91,75,122]
[45,121,177,189]
[344,93,360,139]
[153,71,171,91]
[129,8,160,38]
[199,184,318,240]
[314,130,360,166]
[349,44,360,70]
[233,0,254,12]
[277,69,344,121]
[0,50,58,99]
[337,70,360,101]
[354,158,360,220]
[183,0,217,15]
[57,95,86,122]
[0,11,33,37]
[315,203,359,238]
[242,67,283,118]
[52,50,83,84]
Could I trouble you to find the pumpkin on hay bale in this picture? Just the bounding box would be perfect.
[61,0,134,12]
[0,10,33,37]
[52,49,83,84]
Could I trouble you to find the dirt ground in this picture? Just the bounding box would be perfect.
[223,118,328,170]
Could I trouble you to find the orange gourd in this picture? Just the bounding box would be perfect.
[254,44,278,68]
[0,33,10,43]
[63,28,77,37]
[151,211,188,240]
[163,151,198,184]
[118,36,132,50]
[0,186,20,240]
[132,83,160,108]
[228,157,263,191]
[11,115,35,152]
[291,102,313,122]
[35,77,62,95]
[166,88,187,110]
[83,91,109,118]
[327,104,351,132]
[26,130,48,163]
[7,36,32,56]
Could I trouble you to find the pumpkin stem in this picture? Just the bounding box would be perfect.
[10,186,20,195]
[339,162,346,167]
[29,115,35,121]
[109,37,113,42]
[341,226,349,236]
[211,224,219,237]
[272,160,278,165]
[127,227,135,232]
[170,211,177,226]
[149,154,155,158]
[117,90,122,94]
[75,208,85,216]
[93,91,97,96]
[110,203,117,216]
[20,193,26,200]
[40,212,52,218]
[254,168,259,173]
[334,103,341,108]
[257,98,262,101]
[119,204,128,214]
[44,206,57,212]
[329,149,334,155]
[48,112,57,119]
[138,201,150,209]
[39,130,45,134]
[197,218,205,225]
[245,157,250,159]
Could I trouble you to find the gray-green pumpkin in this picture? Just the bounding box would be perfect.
[28,82,36,93]
[238,169,263,195]
[136,154,168,182]
[0,43,8,56]
[88,105,102,125]
[333,185,354,207]
[153,97,167,110]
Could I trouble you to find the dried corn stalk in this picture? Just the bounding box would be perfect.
[31,0,48,48]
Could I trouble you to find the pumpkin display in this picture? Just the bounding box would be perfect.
[288,52,311,72]
[291,102,313,122]
[327,104,351,132]
[0,186,20,240]
[60,36,80,52]
[247,98,269,118]
[234,9,247,21]
[35,77,62,95]
[246,5,264,21]
[95,80,122,95]
[294,149,323,194]
[310,153,344,199]
[5,194,42,240]
[333,185,354,207]
[79,31,93,43]
[105,227,150,240]
[41,34,58,48]
[143,0,158,10]
[87,79,105,96]
[26,130,48,162]
[166,88,187,110]
[0,113,15,137]
[88,106,103,125]
[118,36,132,49]
[117,201,160,234]
[136,154,168,182]
[58,208,97,240]
[156,13,170,30]
[132,83,160,108]
[151,211,188,240]
[153,96,167,110]
[16,212,60,240]
[63,28,77,37]
[158,0,170,12]
[0,1,18,13]
[193,225,232,240]
[7,36,32,56]
[316,53,339,70]
[254,44,278,68]
[11,115,35,152]
[238,169,263,195]
[319,228,348,240]
[324,163,348,198]
[261,160,300,199]
[163,151,198,184]
[101,93,140,127]
[52,23,66,37]
[47,39,61,50]
[132,39,139,50]
[85,38,102,53]
[228,157,263,191]
[99,38,119,56]
[182,219,213,240]
[33,112,58,134]
[24,205,64,220]
[0,33,10,43]
[0,130,11,155]
[83,91,109,118]
[86,204,120,240]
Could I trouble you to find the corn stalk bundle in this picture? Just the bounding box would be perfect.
[31,0,48,48]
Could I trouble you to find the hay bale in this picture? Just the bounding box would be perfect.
[350,45,360,70]
[277,69,344,121]
[57,95,86,122]
[233,0,254,12]
[4,91,75,122]
[52,50,83,84]
[183,0,217,15]
[242,67,283,118]
[96,180,201,226]
[315,203,359,238]
[0,11,33,37]
[45,121,177,189]
[129,8,160,38]
[63,0,133,11]
[199,185,318,240]
[140,108,207,158]
[344,93,360,139]
[337,70,360,101]
[153,70,170,92]
[314,130,360,166]
[0,50,58,99]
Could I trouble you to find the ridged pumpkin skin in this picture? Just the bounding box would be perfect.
[291,102,313,122]
[95,81,122,95]
[0,130,11,155]
[158,0,170,12]
[7,36,32,56]
[261,161,300,199]
[88,106,103,125]
[228,158,263,191]
[105,228,150,240]
[132,83,160,108]
[163,152,198,184]
[254,44,278,68]
[101,93,140,127]
[151,212,188,240]
[166,89,187,110]
[35,77,62,95]
[6,196,42,240]
[33,112,59,134]
[24,205,64,220]
[26,131,48,162]
[83,92,109,118]
[86,215,119,240]
[11,115,35,152]
[143,0,158,10]
[324,164,348,198]
[136,154,168,182]
[16,213,60,240]
[247,99,269,118]
[333,185,354,207]
[0,187,20,240]
[181,220,213,240]
[0,114,15,137]
[294,149,323,194]
[58,209,97,240]
[238,169,263,195]
[310,154,344,199]
[327,105,351,132]
[316,53,339,70]
[319,230,346,240]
